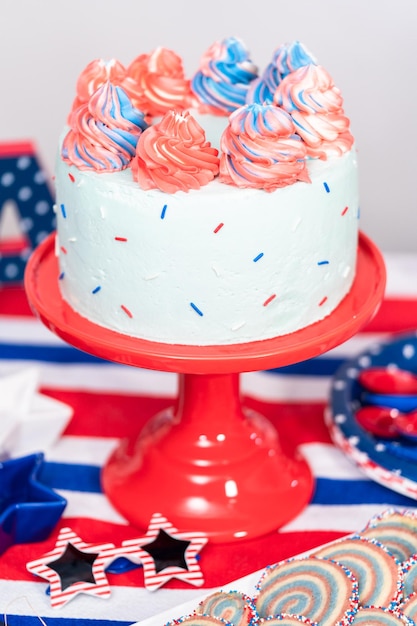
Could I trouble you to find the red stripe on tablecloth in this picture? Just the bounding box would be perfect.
[364,298,417,333]
[2,516,346,589]
[41,387,330,446]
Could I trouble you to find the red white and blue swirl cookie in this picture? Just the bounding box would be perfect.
[401,553,417,597]
[360,509,417,562]
[165,614,233,626]
[398,591,417,623]
[350,607,412,626]
[258,614,317,626]
[312,535,403,608]
[255,556,359,626]
[196,591,258,626]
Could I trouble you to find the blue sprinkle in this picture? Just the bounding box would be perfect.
[323,182,330,193]
[161,204,167,219]
[60,203,67,218]
[190,302,203,317]
[58,272,65,280]
[357,206,361,219]
[92,286,102,294]
[317,260,329,265]
[253,252,264,262]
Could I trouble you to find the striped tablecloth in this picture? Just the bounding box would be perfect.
[1,251,417,626]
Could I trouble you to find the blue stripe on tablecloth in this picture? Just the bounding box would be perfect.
[39,462,102,493]
[3,617,132,626]
[0,341,344,374]
[39,461,416,507]
[312,477,416,506]
[0,343,106,364]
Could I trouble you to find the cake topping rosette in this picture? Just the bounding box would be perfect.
[130,110,220,193]
[125,47,193,118]
[247,40,317,105]
[69,58,128,116]
[274,64,354,159]
[219,102,310,191]
[62,81,148,171]
[191,37,258,115]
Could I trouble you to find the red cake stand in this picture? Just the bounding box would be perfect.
[25,232,385,543]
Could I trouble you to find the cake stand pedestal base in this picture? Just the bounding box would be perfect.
[102,372,313,542]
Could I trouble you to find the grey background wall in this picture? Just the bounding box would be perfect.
[1,0,415,253]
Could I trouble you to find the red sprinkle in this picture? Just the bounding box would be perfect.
[213,223,224,234]
[263,294,276,307]
[60,246,67,254]
[319,296,328,306]
[68,173,75,183]
[114,237,128,242]
[341,206,349,216]
[120,304,133,318]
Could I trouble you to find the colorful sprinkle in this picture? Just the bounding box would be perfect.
[190,302,204,316]
[92,286,101,294]
[253,253,264,262]
[60,246,67,255]
[114,236,127,242]
[120,304,133,318]
[317,260,329,266]
[58,272,65,280]
[213,223,224,234]
[161,204,167,219]
[68,173,75,183]
[319,296,328,306]
[323,182,330,193]
[341,206,349,216]
[60,204,66,218]
[263,294,276,307]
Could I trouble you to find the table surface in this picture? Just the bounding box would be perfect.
[1,250,417,626]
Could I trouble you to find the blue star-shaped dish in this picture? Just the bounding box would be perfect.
[0,452,67,555]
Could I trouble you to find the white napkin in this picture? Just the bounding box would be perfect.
[0,366,73,459]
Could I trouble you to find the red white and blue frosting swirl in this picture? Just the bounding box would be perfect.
[274,64,354,159]
[219,102,310,191]
[191,37,258,115]
[62,81,148,171]
[247,41,317,105]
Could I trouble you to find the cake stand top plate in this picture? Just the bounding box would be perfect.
[24,231,385,374]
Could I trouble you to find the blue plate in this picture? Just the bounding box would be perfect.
[327,330,417,498]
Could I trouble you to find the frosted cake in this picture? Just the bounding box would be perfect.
[55,39,358,346]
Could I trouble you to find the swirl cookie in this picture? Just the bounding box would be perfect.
[399,592,417,623]
[312,535,402,608]
[259,615,317,626]
[350,607,411,626]
[166,615,232,626]
[360,509,417,563]
[402,554,417,597]
[196,591,258,626]
[255,556,359,626]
